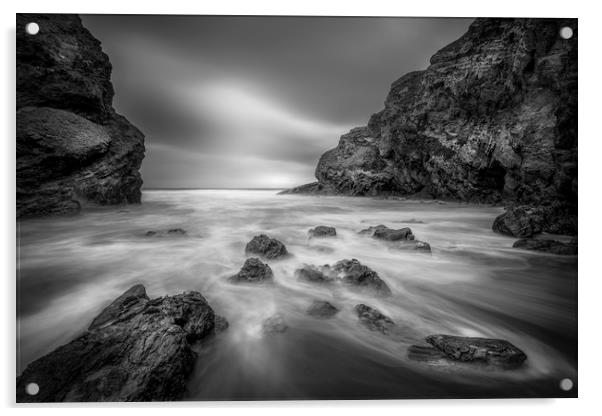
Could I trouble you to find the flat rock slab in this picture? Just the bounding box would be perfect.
[230,258,273,283]
[17,285,225,402]
[513,238,577,255]
[307,300,339,318]
[354,304,395,334]
[308,225,337,238]
[245,234,288,259]
[420,334,528,369]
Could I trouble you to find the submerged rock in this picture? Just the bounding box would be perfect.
[419,334,528,369]
[513,238,577,255]
[397,240,432,253]
[16,285,225,402]
[295,265,333,284]
[333,259,392,296]
[17,14,145,218]
[262,314,288,334]
[229,258,273,283]
[306,300,339,318]
[308,225,337,238]
[145,228,187,237]
[354,304,395,334]
[245,234,288,259]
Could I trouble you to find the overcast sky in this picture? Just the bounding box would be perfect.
[81,15,473,189]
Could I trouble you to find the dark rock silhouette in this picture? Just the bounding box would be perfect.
[333,259,392,296]
[16,285,225,402]
[245,234,288,259]
[145,228,187,237]
[285,19,577,235]
[360,224,414,241]
[17,14,145,218]
[492,204,577,237]
[354,304,395,334]
[307,300,339,318]
[230,258,273,283]
[308,225,337,238]
[513,238,577,255]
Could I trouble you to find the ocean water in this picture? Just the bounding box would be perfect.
[16,190,577,399]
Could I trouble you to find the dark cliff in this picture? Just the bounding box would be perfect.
[17,14,145,218]
[289,18,577,227]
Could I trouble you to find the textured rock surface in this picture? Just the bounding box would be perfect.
[245,234,289,259]
[288,18,577,227]
[16,285,224,402]
[360,224,415,241]
[306,300,339,318]
[333,259,392,296]
[295,264,333,284]
[422,334,527,369]
[308,225,337,238]
[513,238,577,255]
[230,258,273,283]
[492,204,577,237]
[354,304,395,334]
[17,14,145,218]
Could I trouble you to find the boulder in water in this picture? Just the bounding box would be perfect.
[397,240,432,253]
[333,259,392,296]
[513,238,577,255]
[354,304,395,334]
[308,225,337,238]
[245,234,288,259]
[307,300,339,318]
[295,265,333,284]
[145,228,187,237]
[229,258,273,283]
[16,285,225,402]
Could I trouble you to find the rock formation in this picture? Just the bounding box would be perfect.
[286,19,577,236]
[17,14,145,218]
[306,300,339,318]
[16,285,225,402]
[308,225,337,238]
[245,234,289,259]
[229,258,274,283]
[354,304,395,334]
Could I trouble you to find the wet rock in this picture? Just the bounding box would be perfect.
[308,225,337,238]
[354,304,395,334]
[262,314,288,334]
[17,14,144,218]
[306,300,339,318]
[360,224,415,241]
[145,228,187,237]
[333,259,392,296]
[492,205,577,238]
[245,234,288,259]
[229,258,273,283]
[16,285,222,402]
[214,315,230,333]
[513,238,577,255]
[407,344,448,362]
[397,240,432,253]
[295,265,333,284]
[424,334,527,369]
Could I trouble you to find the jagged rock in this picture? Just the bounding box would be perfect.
[262,314,288,334]
[16,285,225,402]
[229,258,273,283]
[513,238,577,255]
[360,224,414,241]
[295,265,333,284]
[333,259,392,296]
[17,14,144,218]
[245,234,288,259]
[308,225,337,238]
[354,304,395,334]
[493,204,577,237]
[306,301,339,318]
[421,334,527,369]
[145,228,187,237]
[285,19,577,227]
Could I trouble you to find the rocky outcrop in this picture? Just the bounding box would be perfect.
[409,334,528,369]
[354,304,395,334]
[245,234,289,259]
[492,204,577,237]
[16,285,225,402]
[307,300,339,318]
[333,259,392,296]
[308,226,337,238]
[229,258,273,283]
[513,238,577,255]
[287,19,577,231]
[17,14,145,218]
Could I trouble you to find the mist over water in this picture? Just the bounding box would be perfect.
[17,190,577,399]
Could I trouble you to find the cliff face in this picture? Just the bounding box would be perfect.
[294,19,577,214]
[17,14,145,218]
